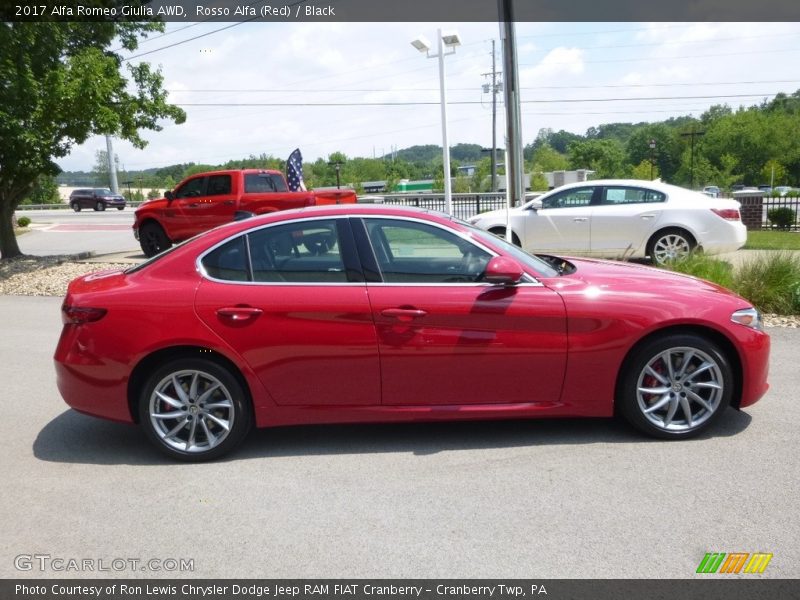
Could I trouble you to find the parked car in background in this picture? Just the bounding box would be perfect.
[133,169,357,257]
[758,185,773,194]
[773,186,795,197]
[69,188,126,212]
[702,185,721,198]
[468,179,747,265]
[54,205,770,460]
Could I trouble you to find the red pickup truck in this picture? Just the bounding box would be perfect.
[133,169,357,256]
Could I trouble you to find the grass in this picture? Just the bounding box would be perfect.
[744,230,800,250]
[663,251,800,315]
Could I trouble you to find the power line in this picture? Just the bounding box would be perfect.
[170,92,789,107]
[520,46,800,66]
[167,79,800,94]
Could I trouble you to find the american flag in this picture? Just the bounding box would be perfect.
[286,148,307,192]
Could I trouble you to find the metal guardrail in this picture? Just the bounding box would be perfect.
[17,202,146,210]
[368,192,519,221]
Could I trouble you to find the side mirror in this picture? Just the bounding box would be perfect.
[529,198,543,210]
[484,256,524,285]
[164,190,174,201]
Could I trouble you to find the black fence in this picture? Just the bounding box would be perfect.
[373,192,521,221]
[761,196,800,230]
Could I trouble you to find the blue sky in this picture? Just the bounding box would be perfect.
[58,21,800,172]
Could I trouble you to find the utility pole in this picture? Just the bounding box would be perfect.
[481,40,503,191]
[680,128,705,189]
[105,134,119,193]
[498,0,524,216]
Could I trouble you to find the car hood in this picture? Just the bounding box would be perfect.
[543,256,746,302]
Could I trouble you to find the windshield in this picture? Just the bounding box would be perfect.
[464,223,560,278]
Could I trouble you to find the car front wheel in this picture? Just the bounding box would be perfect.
[71,202,80,212]
[139,358,252,461]
[95,201,106,211]
[139,222,172,257]
[618,334,732,439]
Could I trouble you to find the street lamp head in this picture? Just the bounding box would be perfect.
[649,139,657,149]
[411,36,431,53]
[441,31,461,48]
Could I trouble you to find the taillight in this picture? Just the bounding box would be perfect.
[62,305,107,324]
[711,208,741,221]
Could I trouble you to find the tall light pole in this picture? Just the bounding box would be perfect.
[649,139,657,180]
[412,29,461,215]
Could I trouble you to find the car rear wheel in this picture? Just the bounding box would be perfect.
[618,334,732,439]
[139,222,172,257]
[139,358,252,461]
[95,201,106,211]
[71,202,80,212]
[648,228,694,265]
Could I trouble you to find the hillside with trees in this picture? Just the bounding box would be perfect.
[49,89,800,202]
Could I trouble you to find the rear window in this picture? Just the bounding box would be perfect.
[244,173,289,193]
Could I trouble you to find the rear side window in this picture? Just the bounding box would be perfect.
[247,220,346,283]
[202,236,250,282]
[207,175,232,196]
[602,187,666,205]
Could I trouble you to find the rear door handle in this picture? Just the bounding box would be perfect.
[216,306,263,322]
[573,217,588,222]
[381,308,427,321]
[640,214,655,220]
[223,200,235,206]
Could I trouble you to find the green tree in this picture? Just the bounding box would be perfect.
[530,144,569,173]
[0,19,185,258]
[567,139,628,178]
[21,175,61,205]
[761,159,788,186]
[93,149,120,187]
[630,160,659,181]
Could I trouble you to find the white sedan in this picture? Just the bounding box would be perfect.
[468,179,747,264]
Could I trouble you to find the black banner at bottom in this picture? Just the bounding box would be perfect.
[3,580,799,600]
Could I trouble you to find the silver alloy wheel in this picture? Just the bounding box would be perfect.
[148,369,235,453]
[652,233,691,264]
[636,346,724,432]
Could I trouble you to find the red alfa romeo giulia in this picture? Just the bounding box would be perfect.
[54,205,770,461]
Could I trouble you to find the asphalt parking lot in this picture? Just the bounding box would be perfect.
[0,294,797,579]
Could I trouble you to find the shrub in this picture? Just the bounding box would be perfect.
[734,251,800,314]
[664,254,735,290]
[16,216,31,227]
[767,207,796,230]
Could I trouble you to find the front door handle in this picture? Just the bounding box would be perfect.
[573,217,588,222]
[216,306,263,322]
[381,308,427,321]
[640,214,655,220]
[223,200,235,206]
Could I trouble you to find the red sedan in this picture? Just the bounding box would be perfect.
[54,205,770,461]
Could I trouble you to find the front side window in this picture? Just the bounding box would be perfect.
[541,187,595,209]
[175,177,205,198]
[601,187,666,205]
[364,218,491,283]
[247,219,346,283]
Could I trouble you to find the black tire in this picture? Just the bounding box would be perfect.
[647,228,695,265]
[71,202,80,212]
[95,201,106,211]
[138,358,252,461]
[139,222,172,257]
[617,334,733,439]
[488,227,521,247]
[117,206,125,211]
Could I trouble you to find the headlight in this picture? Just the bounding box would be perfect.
[731,308,763,331]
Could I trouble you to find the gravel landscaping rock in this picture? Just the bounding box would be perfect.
[1,254,799,328]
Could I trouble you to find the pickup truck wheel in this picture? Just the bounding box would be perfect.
[139,222,172,258]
